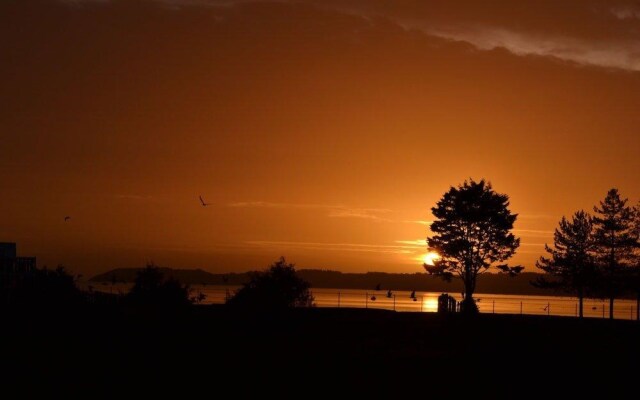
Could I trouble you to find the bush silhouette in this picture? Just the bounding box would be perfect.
[126,264,192,308]
[1,265,84,309]
[227,257,314,310]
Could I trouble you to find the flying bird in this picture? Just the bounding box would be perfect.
[64,216,71,222]
[199,195,211,207]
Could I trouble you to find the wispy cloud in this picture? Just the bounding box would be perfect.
[229,201,394,221]
[327,208,393,222]
[513,229,554,237]
[518,214,557,220]
[406,220,433,226]
[246,240,417,254]
[518,249,546,255]
[611,5,640,20]
[520,243,546,247]
[421,25,640,72]
[329,1,640,72]
[395,239,426,247]
[228,201,337,209]
[61,0,640,72]
[244,238,546,258]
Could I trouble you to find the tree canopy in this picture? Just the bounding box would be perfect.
[536,210,596,318]
[592,189,638,319]
[227,257,314,310]
[426,179,521,313]
[1,265,84,309]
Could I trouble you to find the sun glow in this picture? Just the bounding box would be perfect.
[422,251,441,266]
[423,297,438,312]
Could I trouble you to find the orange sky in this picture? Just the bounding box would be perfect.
[1,0,639,276]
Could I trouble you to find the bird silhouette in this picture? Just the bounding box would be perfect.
[409,290,416,299]
[199,195,211,207]
[386,289,393,298]
[543,304,549,311]
[370,295,376,301]
[64,216,71,222]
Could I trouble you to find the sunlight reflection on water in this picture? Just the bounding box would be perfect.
[82,283,639,320]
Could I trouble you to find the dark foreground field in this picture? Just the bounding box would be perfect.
[3,306,639,396]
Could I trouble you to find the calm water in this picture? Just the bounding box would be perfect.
[84,282,639,320]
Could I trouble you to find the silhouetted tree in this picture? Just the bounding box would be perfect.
[425,179,521,314]
[592,189,637,319]
[227,257,314,310]
[1,265,84,309]
[535,211,596,318]
[127,264,192,308]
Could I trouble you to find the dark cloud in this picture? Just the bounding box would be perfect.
[58,0,640,71]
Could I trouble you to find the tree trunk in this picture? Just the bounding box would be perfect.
[461,276,477,314]
[578,294,583,319]
[609,297,614,320]
[465,284,473,304]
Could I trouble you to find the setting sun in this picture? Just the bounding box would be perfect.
[422,297,439,312]
[422,252,441,266]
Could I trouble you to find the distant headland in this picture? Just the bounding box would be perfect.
[90,268,557,297]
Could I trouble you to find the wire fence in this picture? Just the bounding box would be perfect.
[186,286,639,321]
[85,282,639,321]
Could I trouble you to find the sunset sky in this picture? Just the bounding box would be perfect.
[1,0,639,276]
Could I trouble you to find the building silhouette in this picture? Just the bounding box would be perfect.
[0,242,36,287]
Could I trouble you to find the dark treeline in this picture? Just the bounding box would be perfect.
[90,267,220,286]
[535,188,640,319]
[90,268,557,296]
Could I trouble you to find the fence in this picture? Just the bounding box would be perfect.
[87,282,640,321]
[192,286,639,320]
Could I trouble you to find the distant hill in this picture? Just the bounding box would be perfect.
[297,270,555,296]
[89,268,242,285]
[90,268,557,296]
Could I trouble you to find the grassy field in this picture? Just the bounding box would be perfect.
[3,306,639,396]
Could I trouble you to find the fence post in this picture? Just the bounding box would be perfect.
[421,296,423,312]
[338,291,341,308]
[365,292,368,309]
[547,302,550,316]
[602,304,605,319]
[492,300,495,314]
[393,295,396,311]
[520,301,523,315]
[576,303,578,317]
